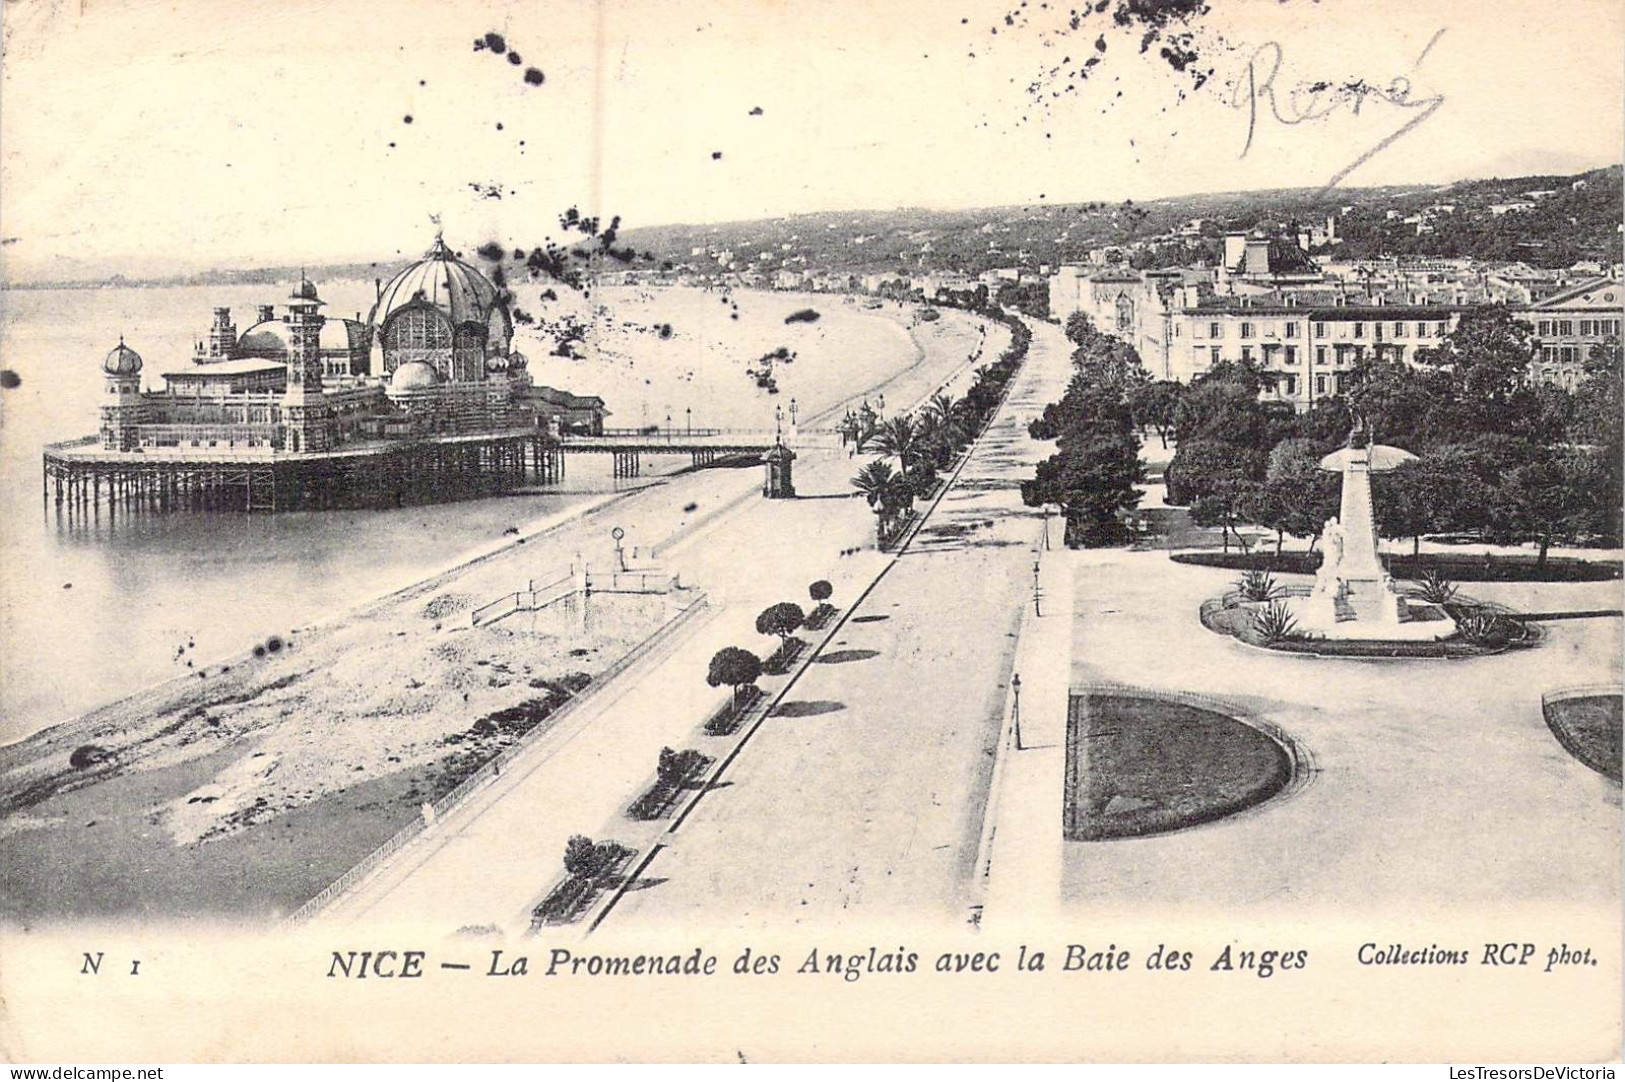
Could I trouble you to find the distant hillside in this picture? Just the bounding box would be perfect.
[620,165,1622,276]
[7,166,1618,291]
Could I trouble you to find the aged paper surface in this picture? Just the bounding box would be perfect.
[0,0,1620,1064]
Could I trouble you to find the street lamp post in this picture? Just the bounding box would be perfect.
[1012,673,1023,751]
[686,407,691,435]
[1032,560,1042,616]
[666,412,672,440]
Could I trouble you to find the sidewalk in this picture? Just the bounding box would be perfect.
[979,545,1073,928]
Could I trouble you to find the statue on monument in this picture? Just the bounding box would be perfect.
[1299,417,1419,630]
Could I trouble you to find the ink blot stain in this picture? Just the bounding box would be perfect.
[507,51,522,65]
[483,32,507,53]
[711,151,723,160]
[403,115,414,124]
[0,370,19,389]
[749,106,764,116]
[496,122,504,130]
[523,67,545,86]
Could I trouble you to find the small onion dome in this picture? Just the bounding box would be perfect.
[103,339,143,375]
[485,353,510,373]
[506,350,529,369]
[389,360,441,391]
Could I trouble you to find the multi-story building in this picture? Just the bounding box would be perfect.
[1516,277,1624,388]
[1049,235,1623,409]
[1172,294,1464,411]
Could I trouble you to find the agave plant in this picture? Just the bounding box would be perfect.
[1414,568,1459,606]
[1455,610,1507,645]
[1234,569,1283,603]
[1251,599,1300,645]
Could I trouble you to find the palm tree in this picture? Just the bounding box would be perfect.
[925,392,957,425]
[852,459,898,512]
[867,415,921,480]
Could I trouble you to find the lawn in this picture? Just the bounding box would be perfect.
[1065,693,1293,841]
[1543,693,1623,783]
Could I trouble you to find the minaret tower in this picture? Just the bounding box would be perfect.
[99,338,146,451]
[205,306,237,360]
[281,273,332,453]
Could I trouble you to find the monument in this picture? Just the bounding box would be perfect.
[1293,419,1454,640]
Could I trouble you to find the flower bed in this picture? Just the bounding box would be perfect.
[804,603,838,631]
[1172,550,1622,583]
[762,637,806,676]
[1198,593,1534,659]
[627,751,715,821]
[704,684,764,736]
[529,842,635,927]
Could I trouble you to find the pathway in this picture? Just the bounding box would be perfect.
[605,317,1078,931]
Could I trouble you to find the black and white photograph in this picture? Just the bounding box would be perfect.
[0,0,1620,1066]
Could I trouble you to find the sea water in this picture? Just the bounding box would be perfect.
[0,280,912,743]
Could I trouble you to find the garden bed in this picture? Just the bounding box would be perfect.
[1172,550,1622,583]
[878,511,918,552]
[1198,594,1533,659]
[1543,693,1623,783]
[529,842,635,927]
[804,603,838,631]
[626,752,715,821]
[1064,692,1293,841]
[762,637,807,676]
[703,684,764,737]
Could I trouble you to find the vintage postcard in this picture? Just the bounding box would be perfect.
[0,0,1620,1065]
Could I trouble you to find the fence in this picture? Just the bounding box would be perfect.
[470,565,677,627]
[470,569,576,626]
[280,592,712,927]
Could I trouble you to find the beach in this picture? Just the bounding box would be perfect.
[0,290,993,925]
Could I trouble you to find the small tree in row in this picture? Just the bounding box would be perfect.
[706,646,762,708]
[756,601,805,651]
[562,834,618,881]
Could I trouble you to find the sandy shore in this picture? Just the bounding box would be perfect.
[0,296,992,926]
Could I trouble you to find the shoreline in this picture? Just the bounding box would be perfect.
[0,300,998,923]
[1,290,936,756]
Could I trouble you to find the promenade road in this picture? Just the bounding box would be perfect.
[606,317,1078,930]
[313,308,1003,932]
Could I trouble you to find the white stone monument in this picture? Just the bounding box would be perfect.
[1295,419,1440,638]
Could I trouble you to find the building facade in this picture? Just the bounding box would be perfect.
[95,235,608,455]
[1048,232,1622,410]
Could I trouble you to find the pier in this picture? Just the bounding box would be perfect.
[41,426,833,516]
[42,430,562,516]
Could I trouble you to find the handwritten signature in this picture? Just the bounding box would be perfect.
[1228,29,1448,192]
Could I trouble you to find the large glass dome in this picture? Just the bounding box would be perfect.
[368,235,511,382]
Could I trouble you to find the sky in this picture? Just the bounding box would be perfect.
[0,0,1620,281]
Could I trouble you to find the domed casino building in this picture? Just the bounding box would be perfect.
[44,234,609,512]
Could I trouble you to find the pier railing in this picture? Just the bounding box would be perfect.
[280,590,712,928]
